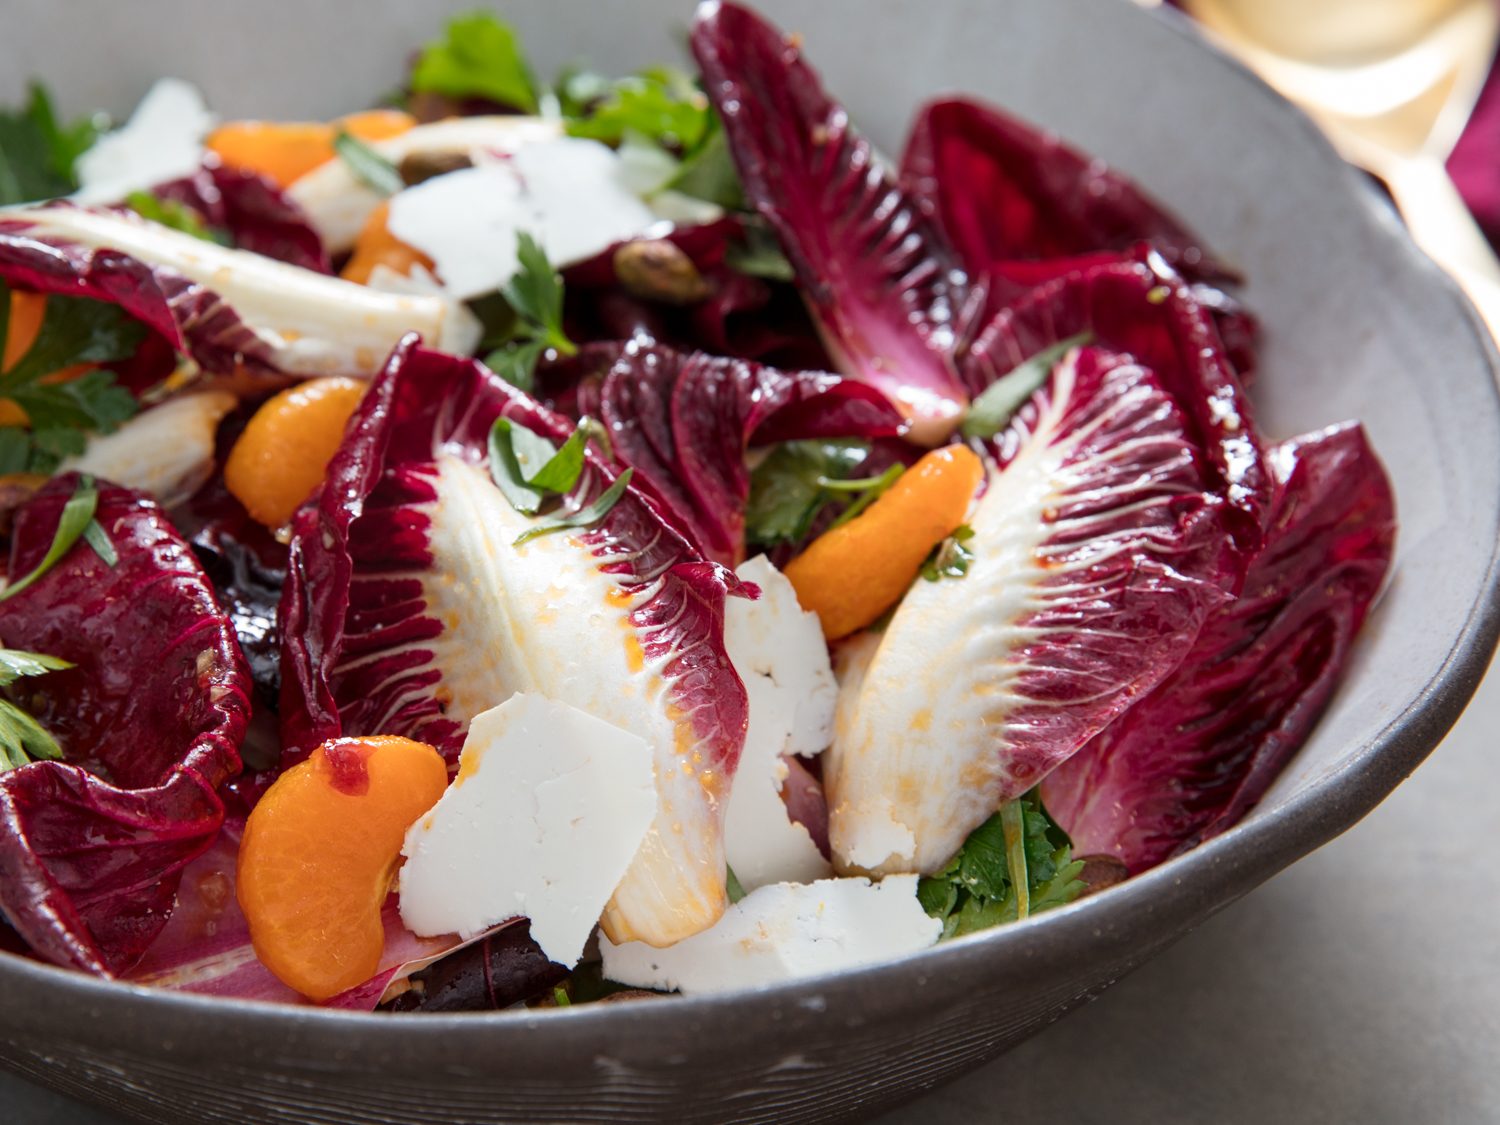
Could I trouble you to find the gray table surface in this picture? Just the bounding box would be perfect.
[5,658,1499,1124]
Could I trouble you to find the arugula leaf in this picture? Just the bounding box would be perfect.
[488,418,548,516]
[0,83,104,205]
[0,475,99,603]
[960,332,1093,440]
[744,440,872,549]
[920,525,976,582]
[513,467,633,546]
[410,11,539,113]
[332,129,403,197]
[125,191,228,244]
[0,279,144,473]
[918,793,1087,940]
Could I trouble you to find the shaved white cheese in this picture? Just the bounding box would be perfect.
[61,391,236,508]
[287,115,561,252]
[600,876,941,995]
[722,556,835,890]
[73,78,212,205]
[386,165,528,300]
[399,693,657,967]
[387,137,668,300]
[0,205,466,376]
[511,137,659,265]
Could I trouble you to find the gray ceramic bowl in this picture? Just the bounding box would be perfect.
[3,1,1499,1122]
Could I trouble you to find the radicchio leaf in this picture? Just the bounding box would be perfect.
[690,1,973,443]
[560,339,903,564]
[278,336,750,946]
[0,204,462,380]
[0,475,250,975]
[900,96,1233,282]
[826,346,1231,875]
[962,254,1269,563]
[150,161,333,273]
[1041,423,1396,872]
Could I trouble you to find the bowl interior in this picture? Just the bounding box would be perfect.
[0,2,1497,1123]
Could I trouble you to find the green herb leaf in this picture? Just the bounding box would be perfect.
[0,475,99,603]
[917,793,1087,940]
[667,123,745,211]
[82,518,117,566]
[551,985,571,1007]
[725,864,747,904]
[0,83,105,205]
[502,233,575,357]
[488,417,548,516]
[0,699,63,773]
[744,440,872,549]
[960,331,1093,440]
[564,68,710,153]
[125,191,229,244]
[484,338,547,394]
[333,129,403,197]
[920,525,976,582]
[725,220,794,282]
[0,278,144,473]
[527,424,589,494]
[513,467,634,546]
[410,11,539,114]
[0,648,73,689]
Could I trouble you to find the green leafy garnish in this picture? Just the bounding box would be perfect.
[0,83,105,205]
[513,468,633,546]
[725,865,747,904]
[0,475,100,604]
[917,793,1087,940]
[483,233,577,391]
[564,66,711,153]
[960,332,1092,440]
[551,986,571,1007]
[825,464,903,530]
[0,642,77,774]
[410,11,539,113]
[725,220,795,282]
[744,440,873,549]
[0,648,73,686]
[124,191,228,244]
[332,129,403,197]
[0,279,143,474]
[920,525,976,582]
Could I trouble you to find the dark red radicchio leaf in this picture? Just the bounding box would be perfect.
[557,339,903,565]
[382,921,566,1013]
[826,345,1232,875]
[278,336,750,946]
[1042,422,1396,872]
[0,206,277,378]
[150,161,333,273]
[900,96,1234,283]
[0,476,250,975]
[691,1,974,444]
[963,254,1269,565]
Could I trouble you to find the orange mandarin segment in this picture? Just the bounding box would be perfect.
[236,735,448,1002]
[206,109,415,189]
[784,444,984,641]
[224,376,367,530]
[340,200,435,286]
[3,290,47,373]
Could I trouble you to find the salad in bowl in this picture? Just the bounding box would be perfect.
[0,1,1395,1013]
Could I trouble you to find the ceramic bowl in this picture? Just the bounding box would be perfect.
[2,1,1498,1122]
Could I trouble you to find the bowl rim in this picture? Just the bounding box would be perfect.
[3,0,1500,1055]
